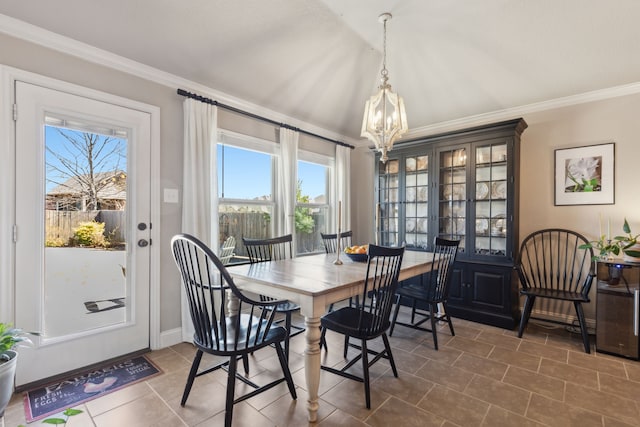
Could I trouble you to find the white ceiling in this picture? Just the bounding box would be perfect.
[2,0,640,144]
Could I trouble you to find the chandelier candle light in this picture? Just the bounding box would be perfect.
[361,12,408,163]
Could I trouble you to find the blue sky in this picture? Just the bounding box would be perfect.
[45,126,127,192]
[217,145,326,200]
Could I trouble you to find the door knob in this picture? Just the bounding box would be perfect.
[138,239,149,247]
[138,223,147,231]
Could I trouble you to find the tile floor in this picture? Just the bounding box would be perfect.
[2,308,640,426]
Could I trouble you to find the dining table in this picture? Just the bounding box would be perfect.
[226,249,435,422]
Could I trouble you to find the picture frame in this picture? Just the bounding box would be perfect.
[554,142,615,206]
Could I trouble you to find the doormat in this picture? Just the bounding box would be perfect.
[23,355,161,422]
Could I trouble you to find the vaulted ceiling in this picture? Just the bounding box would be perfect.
[2,0,640,145]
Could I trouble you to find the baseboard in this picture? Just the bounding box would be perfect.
[529,308,596,331]
[158,327,183,349]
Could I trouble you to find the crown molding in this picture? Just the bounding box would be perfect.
[403,81,640,141]
[0,13,359,146]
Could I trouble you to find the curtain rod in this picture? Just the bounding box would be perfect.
[177,89,354,149]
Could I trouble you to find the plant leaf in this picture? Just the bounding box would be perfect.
[63,408,83,416]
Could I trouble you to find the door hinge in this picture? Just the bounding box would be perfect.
[12,224,17,242]
[149,238,152,246]
[13,103,17,121]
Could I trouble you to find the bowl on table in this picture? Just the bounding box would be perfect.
[344,245,369,262]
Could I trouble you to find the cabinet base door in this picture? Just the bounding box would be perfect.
[448,262,520,330]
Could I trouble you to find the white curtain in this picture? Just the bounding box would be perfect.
[277,128,299,238]
[180,98,218,342]
[336,144,351,231]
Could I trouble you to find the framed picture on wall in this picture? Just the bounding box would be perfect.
[554,142,615,206]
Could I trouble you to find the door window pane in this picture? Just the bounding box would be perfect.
[44,124,128,337]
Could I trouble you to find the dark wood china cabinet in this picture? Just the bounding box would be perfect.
[375,118,527,329]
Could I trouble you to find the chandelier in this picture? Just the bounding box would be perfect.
[361,12,408,163]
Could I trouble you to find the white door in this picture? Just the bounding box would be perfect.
[14,81,151,386]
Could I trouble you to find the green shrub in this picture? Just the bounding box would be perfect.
[72,221,109,247]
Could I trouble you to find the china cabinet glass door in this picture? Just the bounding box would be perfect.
[378,159,399,246]
[474,143,508,256]
[439,147,467,253]
[404,155,429,249]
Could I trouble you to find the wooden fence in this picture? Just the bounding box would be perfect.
[45,210,126,244]
[46,209,324,254]
[219,212,327,258]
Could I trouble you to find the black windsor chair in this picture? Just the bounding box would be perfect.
[171,234,296,427]
[515,228,595,353]
[320,244,405,409]
[320,231,358,350]
[321,230,353,254]
[389,238,460,350]
[242,234,305,360]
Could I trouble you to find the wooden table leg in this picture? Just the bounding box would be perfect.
[226,289,239,316]
[304,316,321,422]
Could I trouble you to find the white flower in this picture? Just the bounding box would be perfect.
[565,157,600,188]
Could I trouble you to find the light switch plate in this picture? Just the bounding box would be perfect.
[164,188,179,203]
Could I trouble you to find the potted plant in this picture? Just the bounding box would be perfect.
[620,219,640,262]
[580,218,640,261]
[0,323,33,417]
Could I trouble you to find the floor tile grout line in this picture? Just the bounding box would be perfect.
[146,383,189,427]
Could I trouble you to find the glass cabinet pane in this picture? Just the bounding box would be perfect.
[405,155,429,249]
[475,143,507,256]
[439,148,466,252]
[378,159,400,246]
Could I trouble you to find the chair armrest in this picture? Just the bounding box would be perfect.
[580,272,596,296]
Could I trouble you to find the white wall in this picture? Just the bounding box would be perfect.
[520,94,640,239]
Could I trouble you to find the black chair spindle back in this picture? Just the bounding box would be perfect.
[321,231,353,254]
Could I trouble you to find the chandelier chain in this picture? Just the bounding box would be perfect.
[381,18,388,79]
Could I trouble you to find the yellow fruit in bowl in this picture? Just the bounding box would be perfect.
[344,244,368,254]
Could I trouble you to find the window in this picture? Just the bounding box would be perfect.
[296,153,332,255]
[217,131,277,264]
[216,130,335,262]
